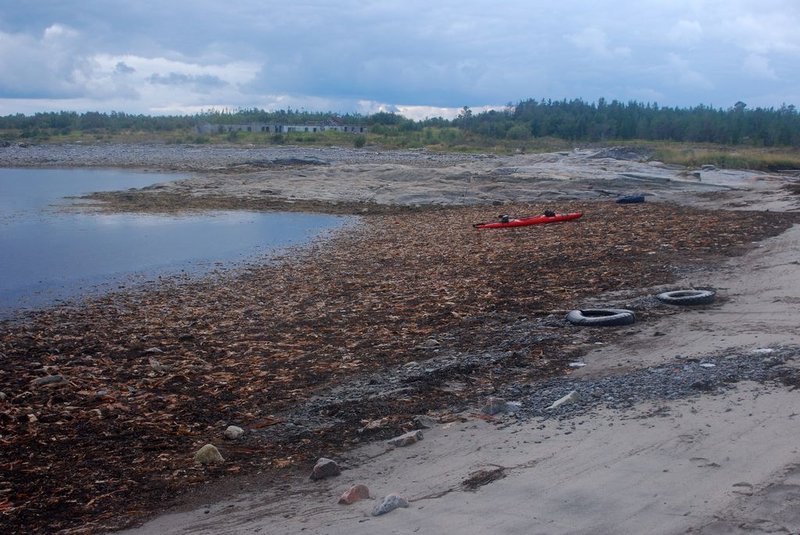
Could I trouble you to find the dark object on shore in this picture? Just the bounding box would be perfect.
[243,156,330,167]
[656,289,716,305]
[474,211,583,229]
[462,466,506,490]
[310,457,341,480]
[616,194,646,204]
[566,308,636,326]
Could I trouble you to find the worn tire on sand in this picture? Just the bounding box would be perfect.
[565,309,636,326]
[656,289,716,306]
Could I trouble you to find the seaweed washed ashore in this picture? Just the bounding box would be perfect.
[1,200,797,534]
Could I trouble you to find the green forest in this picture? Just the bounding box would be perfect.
[2,98,800,149]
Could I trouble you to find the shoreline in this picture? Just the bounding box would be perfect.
[2,143,800,533]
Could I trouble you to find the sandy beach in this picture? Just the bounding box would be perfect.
[2,143,800,534]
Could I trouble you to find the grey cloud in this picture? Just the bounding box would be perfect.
[114,62,135,74]
[0,27,85,99]
[4,0,800,114]
[147,72,227,89]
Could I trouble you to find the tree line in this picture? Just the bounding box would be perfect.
[2,99,799,147]
[0,109,370,134]
[460,99,800,147]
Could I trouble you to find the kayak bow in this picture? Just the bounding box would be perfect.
[473,211,583,229]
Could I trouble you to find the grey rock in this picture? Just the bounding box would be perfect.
[372,494,409,516]
[412,415,436,429]
[387,429,423,447]
[223,425,244,440]
[310,457,341,480]
[148,357,166,373]
[30,375,66,387]
[194,444,224,464]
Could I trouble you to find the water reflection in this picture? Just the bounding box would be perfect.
[0,168,348,316]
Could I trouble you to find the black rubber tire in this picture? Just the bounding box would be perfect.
[656,289,716,306]
[565,308,636,326]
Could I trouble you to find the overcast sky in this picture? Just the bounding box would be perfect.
[1,0,799,119]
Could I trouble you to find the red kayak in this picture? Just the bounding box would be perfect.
[473,211,583,229]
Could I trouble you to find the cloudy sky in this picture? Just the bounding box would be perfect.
[1,0,799,119]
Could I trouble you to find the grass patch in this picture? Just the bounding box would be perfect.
[649,142,800,171]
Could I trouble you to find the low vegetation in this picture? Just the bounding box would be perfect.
[649,144,800,171]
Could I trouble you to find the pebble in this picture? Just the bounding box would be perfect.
[372,494,409,516]
[338,484,370,505]
[310,457,341,480]
[493,346,799,419]
[148,357,166,373]
[30,374,66,387]
[412,415,436,429]
[194,444,224,465]
[224,425,244,440]
[387,430,423,447]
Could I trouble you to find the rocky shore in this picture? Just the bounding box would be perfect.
[4,142,793,212]
[0,142,483,171]
[2,143,800,534]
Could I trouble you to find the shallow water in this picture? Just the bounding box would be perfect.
[0,168,347,316]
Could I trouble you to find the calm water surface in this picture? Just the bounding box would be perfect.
[0,168,348,316]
